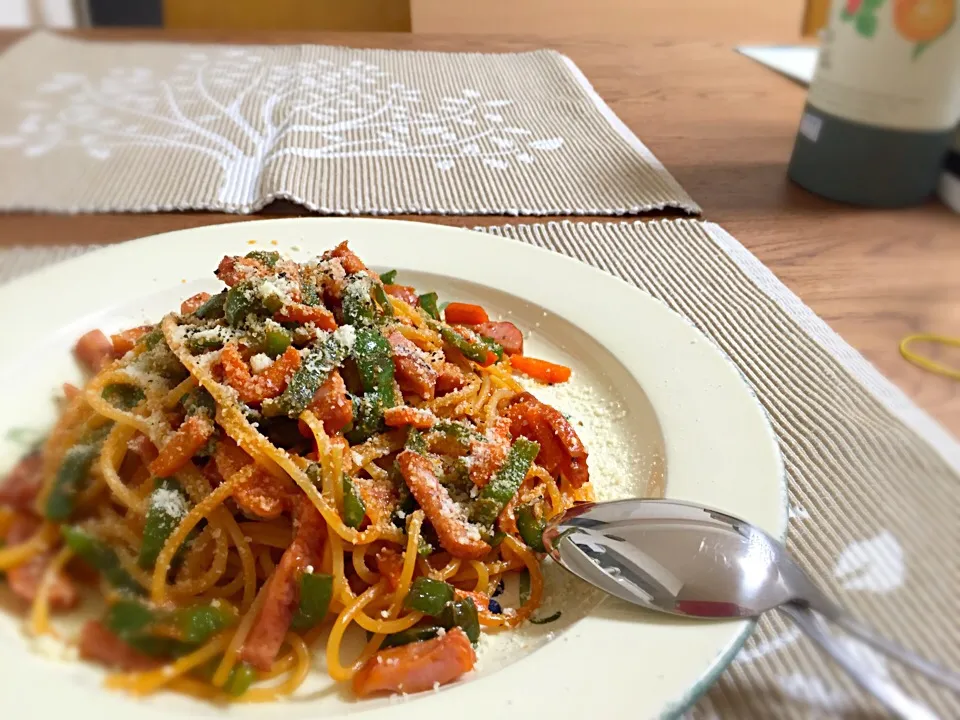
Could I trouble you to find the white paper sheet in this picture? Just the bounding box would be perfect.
[736,45,819,86]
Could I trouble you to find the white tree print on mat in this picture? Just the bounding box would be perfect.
[731,531,933,717]
[736,530,906,664]
[0,49,565,207]
[777,638,937,719]
[833,530,905,594]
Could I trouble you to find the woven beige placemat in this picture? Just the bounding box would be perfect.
[0,32,698,217]
[1,220,957,719]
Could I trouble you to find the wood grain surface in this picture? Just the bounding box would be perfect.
[410,0,808,42]
[0,28,957,437]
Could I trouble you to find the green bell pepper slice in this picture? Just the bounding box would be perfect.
[418,292,440,320]
[342,277,378,327]
[345,392,383,444]
[193,291,227,320]
[104,599,156,637]
[471,437,540,527]
[405,427,428,454]
[138,477,191,570]
[403,577,455,616]
[352,328,396,405]
[341,475,366,529]
[137,327,164,350]
[516,504,546,553]
[435,324,494,365]
[300,281,321,307]
[261,326,292,358]
[343,328,396,442]
[45,423,113,521]
[432,421,483,449]
[245,250,280,268]
[181,387,216,418]
[173,602,237,643]
[290,572,334,631]
[105,600,235,655]
[101,383,145,411]
[103,599,179,656]
[225,662,258,696]
[438,596,480,644]
[62,526,143,595]
[380,625,440,649]
[262,334,349,418]
[372,283,395,318]
[224,280,260,326]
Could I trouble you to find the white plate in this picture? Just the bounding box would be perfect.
[0,218,786,720]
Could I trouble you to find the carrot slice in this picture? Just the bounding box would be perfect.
[274,302,337,331]
[509,356,571,384]
[221,344,302,404]
[110,325,154,355]
[180,292,212,315]
[324,241,368,274]
[352,627,476,696]
[444,302,489,325]
[149,415,214,478]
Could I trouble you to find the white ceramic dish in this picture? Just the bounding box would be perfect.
[0,218,786,719]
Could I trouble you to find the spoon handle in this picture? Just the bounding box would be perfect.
[829,609,960,694]
[779,604,937,720]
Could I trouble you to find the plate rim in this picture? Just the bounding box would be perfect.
[0,217,787,720]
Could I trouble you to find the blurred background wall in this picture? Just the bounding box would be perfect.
[0,0,815,39]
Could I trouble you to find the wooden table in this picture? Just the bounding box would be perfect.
[1,29,957,436]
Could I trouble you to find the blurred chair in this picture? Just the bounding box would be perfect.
[801,0,830,37]
[81,0,411,31]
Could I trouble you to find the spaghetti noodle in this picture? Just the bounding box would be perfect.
[0,242,592,701]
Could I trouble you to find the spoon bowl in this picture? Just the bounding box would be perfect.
[543,498,809,619]
[543,498,959,720]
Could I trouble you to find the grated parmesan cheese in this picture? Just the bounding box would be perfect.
[332,324,356,351]
[258,276,299,308]
[249,353,273,374]
[433,485,483,543]
[150,487,187,519]
[30,634,78,662]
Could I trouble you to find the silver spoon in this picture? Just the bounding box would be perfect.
[542,498,959,719]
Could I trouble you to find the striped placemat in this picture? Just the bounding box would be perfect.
[0,32,697,217]
[1,220,957,719]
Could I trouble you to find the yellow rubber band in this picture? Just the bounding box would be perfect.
[899,333,960,381]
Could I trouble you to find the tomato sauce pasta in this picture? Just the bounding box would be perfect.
[0,242,592,701]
